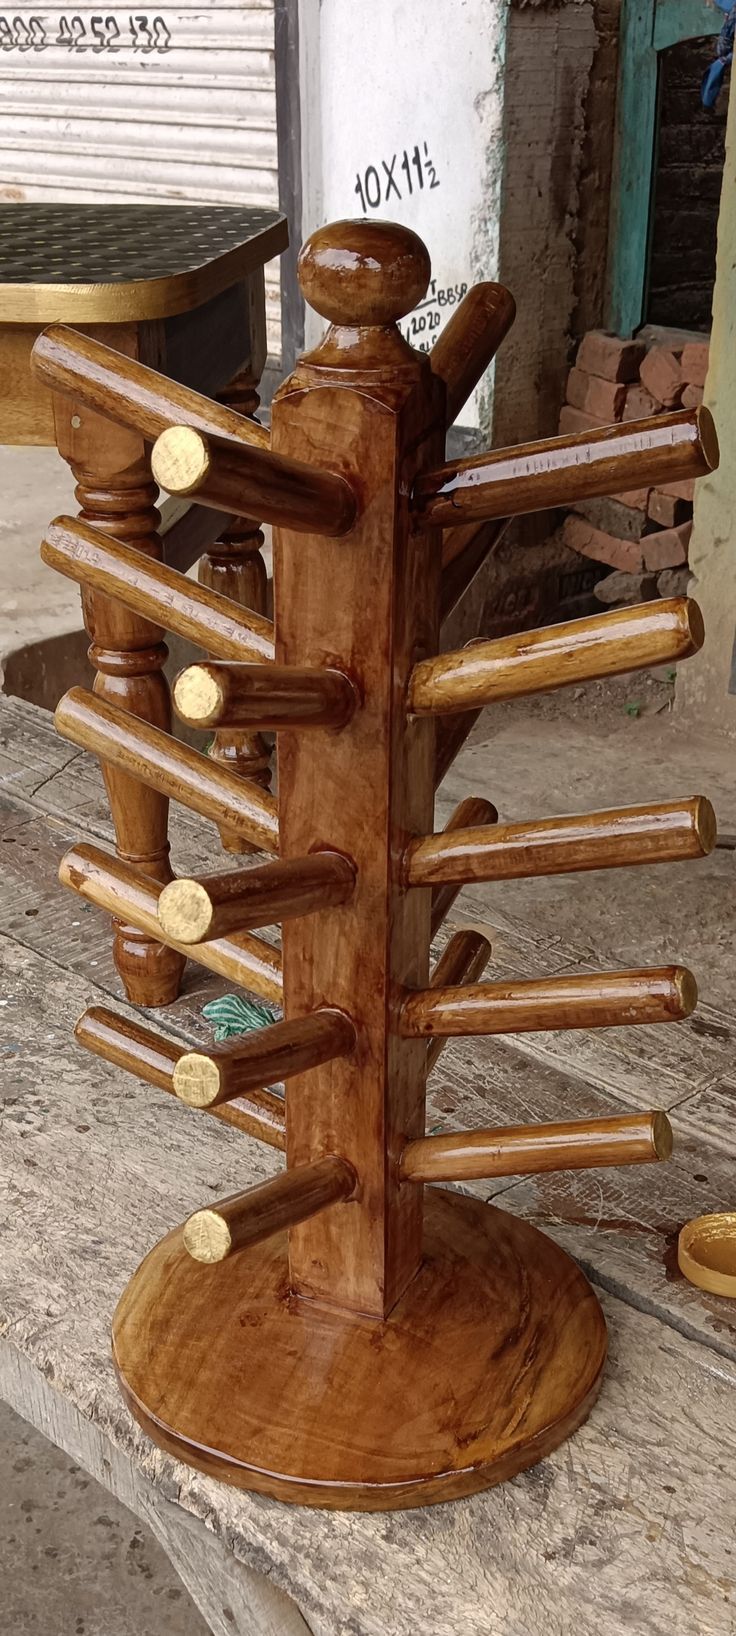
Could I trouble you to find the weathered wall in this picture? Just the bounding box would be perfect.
[648,36,729,331]
[676,77,736,737]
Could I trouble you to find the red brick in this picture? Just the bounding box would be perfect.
[681,382,703,410]
[658,478,695,502]
[572,495,647,540]
[642,521,692,571]
[622,383,660,420]
[680,341,709,388]
[567,367,626,421]
[562,513,644,572]
[648,490,691,529]
[576,331,646,383]
[612,487,651,508]
[639,346,683,408]
[558,404,607,437]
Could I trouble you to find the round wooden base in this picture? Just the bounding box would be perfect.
[113,1188,607,1511]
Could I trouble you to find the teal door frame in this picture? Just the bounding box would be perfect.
[608,0,721,336]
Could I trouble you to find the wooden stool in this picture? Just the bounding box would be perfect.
[0,203,287,1004]
[35,218,718,1510]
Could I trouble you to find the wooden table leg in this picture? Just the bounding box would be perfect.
[53,342,186,1007]
[198,364,272,855]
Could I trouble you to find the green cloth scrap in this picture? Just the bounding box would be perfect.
[202,993,281,1041]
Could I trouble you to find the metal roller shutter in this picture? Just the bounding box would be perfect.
[0,1,281,356]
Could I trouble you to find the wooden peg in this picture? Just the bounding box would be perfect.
[410,597,704,716]
[152,425,357,538]
[400,1110,672,1183]
[31,323,273,450]
[172,1010,356,1109]
[41,517,275,664]
[174,660,357,731]
[428,797,498,935]
[413,406,719,527]
[74,1006,286,1150]
[183,1155,357,1264]
[400,965,697,1037]
[55,688,279,854]
[427,929,492,1070]
[59,844,283,1004]
[158,854,356,943]
[409,796,717,886]
[430,283,516,429]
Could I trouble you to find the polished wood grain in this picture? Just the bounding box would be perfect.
[427,929,492,1070]
[410,597,704,716]
[158,853,355,943]
[74,1005,286,1149]
[428,797,498,936]
[172,1011,356,1109]
[174,660,357,731]
[414,406,719,527]
[41,516,275,664]
[399,1110,672,1182]
[182,1156,356,1264]
[408,796,717,885]
[430,283,516,428]
[59,843,283,1004]
[113,1187,607,1506]
[400,965,697,1037]
[55,687,279,854]
[32,323,273,448]
[273,220,444,1318]
[152,424,357,537]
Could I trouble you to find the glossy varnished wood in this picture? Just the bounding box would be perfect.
[400,965,697,1037]
[158,854,355,943]
[59,843,283,1004]
[75,1005,286,1149]
[429,797,498,935]
[410,598,704,716]
[408,796,717,885]
[152,424,357,537]
[41,517,275,664]
[400,1110,672,1182]
[182,1157,356,1264]
[172,1012,356,1109]
[112,1187,607,1508]
[429,283,516,428]
[55,688,279,854]
[174,660,357,731]
[426,929,492,1070]
[414,406,719,526]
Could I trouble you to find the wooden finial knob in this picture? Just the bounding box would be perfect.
[298,218,431,327]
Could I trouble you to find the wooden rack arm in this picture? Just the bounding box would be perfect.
[152,425,357,539]
[413,406,719,527]
[172,1011,356,1108]
[158,854,356,944]
[74,1006,286,1150]
[429,797,498,936]
[31,324,272,450]
[400,1110,672,1182]
[174,659,357,732]
[55,687,279,855]
[411,597,704,717]
[430,283,516,429]
[427,929,492,1071]
[410,796,716,886]
[59,844,283,1004]
[183,1156,357,1263]
[41,516,275,665]
[400,965,697,1037]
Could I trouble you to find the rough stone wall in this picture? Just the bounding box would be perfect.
[648,37,729,331]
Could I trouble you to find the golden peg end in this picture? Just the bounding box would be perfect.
[696,404,719,473]
[152,425,211,496]
[172,1052,222,1108]
[183,1208,232,1263]
[652,1110,674,1162]
[159,878,215,944]
[693,795,717,855]
[674,967,698,1019]
[173,664,224,728]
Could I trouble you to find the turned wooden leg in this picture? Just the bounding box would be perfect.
[71,457,186,1005]
[199,369,271,854]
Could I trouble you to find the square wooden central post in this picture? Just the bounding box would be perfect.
[272,346,444,1317]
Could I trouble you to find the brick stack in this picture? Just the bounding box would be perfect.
[559,330,709,606]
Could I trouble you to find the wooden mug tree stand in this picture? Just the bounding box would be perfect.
[35,219,718,1511]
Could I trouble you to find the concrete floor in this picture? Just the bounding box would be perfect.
[2,442,734,1633]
